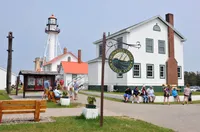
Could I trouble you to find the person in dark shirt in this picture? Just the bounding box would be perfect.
[133,87,140,103]
[124,87,132,102]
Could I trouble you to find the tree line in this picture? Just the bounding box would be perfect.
[184,71,200,86]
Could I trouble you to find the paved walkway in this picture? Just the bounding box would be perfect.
[3,92,200,132]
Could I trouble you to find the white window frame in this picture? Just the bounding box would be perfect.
[146,38,154,53]
[178,66,182,79]
[99,44,102,57]
[159,65,166,79]
[158,40,166,54]
[133,63,141,78]
[146,64,154,78]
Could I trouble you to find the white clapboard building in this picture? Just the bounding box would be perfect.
[88,13,186,92]
[0,67,17,90]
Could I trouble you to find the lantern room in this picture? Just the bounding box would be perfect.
[45,14,60,33]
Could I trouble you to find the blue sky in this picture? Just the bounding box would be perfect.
[0,0,199,74]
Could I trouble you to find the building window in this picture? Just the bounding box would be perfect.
[57,65,60,72]
[146,38,154,53]
[99,44,102,57]
[72,74,77,80]
[160,65,165,79]
[117,37,123,49]
[133,63,141,78]
[153,23,161,31]
[146,64,154,78]
[117,73,123,78]
[178,66,182,79]
[158,40,165,54]
[68,57,71,62]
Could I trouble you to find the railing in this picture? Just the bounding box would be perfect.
[67,75,88,91]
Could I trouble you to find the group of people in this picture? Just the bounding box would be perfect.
[124,84,192,105]
[124,85,156,103]
[42,79,80,101]
[163,84,192,105]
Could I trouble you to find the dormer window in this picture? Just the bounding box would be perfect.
[68,57,71,62]
[153,23,161,32]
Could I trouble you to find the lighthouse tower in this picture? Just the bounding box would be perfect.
[44,14,62,61]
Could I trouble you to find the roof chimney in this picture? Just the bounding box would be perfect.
[165,13,178,85]
[166,13,174,26]
[34,57,41,71]
[63,47,67,54]
[78,50,81,63]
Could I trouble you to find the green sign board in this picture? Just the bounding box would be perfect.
[108,48,134,74]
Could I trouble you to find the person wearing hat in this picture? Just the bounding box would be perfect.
[172,87,180,103]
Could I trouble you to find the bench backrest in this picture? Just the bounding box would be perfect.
[0,100,46,111]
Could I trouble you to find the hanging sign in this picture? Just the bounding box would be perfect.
[108,48,134,74]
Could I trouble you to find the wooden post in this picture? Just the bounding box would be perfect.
[23,75,26,98]
[34,100,41,122]
[6,32,14,94]
[100,33,106,127]
[0,101,2,123]
[16,76,20,95]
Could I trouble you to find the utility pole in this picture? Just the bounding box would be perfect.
[100,33,106,127]
[6,32,14,94]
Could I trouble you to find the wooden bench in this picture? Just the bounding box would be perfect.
[0,100,46,123]
[49,91,60,103]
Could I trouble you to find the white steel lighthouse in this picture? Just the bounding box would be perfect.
[44,14,62,61]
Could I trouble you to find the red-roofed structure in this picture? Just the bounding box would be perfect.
[61,61,88,74]
[42,48,79,72]
[43,52,78,66]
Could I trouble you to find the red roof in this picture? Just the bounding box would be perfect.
[61,61,88,74]
[43,52,78,66]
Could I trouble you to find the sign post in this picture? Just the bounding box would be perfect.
[99,33,140,127]
[100,33,106,127]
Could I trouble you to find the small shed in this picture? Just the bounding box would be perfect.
[18,70,59,98]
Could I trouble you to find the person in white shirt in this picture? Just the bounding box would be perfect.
[147,86,156,103]
[53,88,62,98]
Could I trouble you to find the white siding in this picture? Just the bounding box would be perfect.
[0,67,17,90]
[174,34,184,86]
[88,61,100,85]
[126,18,168,86]
[89,18,185,87]
[43,53,78,72]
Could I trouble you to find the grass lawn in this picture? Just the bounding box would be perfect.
[0,116,173,132]
[46,101,84,108]
[10,89,23,95]
[0,90,11,100]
